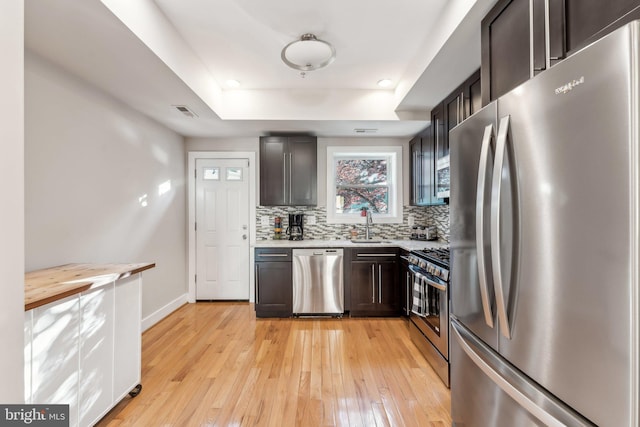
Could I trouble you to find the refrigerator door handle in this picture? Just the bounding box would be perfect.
[544,0,551,70]
[491,115,512,339]
[476,124,495,328]
[451,321,590,427]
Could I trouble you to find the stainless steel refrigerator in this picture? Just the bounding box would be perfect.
[449,20,640,427]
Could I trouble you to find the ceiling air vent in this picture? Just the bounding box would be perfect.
[173,105,198,118]
[354,128,378,134]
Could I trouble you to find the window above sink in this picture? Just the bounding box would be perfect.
[326,146,403,224]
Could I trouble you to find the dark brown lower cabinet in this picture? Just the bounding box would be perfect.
[255,249,292,318]
[347,248,399,316]
[399,250,412,316]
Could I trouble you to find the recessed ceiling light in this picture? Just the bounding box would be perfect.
[226,79,241,88]
[377,79,393,88]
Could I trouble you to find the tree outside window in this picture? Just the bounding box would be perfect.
[326,146,403,224]
[335,159,389,213]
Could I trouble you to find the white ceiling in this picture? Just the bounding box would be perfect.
[152,0,448,90]
[25,0,498,138]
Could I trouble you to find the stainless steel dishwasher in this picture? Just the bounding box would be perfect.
[292,248,344,316]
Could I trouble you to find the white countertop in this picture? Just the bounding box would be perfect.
[254,239,447,251]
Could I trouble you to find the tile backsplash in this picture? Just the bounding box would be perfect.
[256,205,449,242]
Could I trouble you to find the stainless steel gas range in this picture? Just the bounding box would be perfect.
[406,248,450,387]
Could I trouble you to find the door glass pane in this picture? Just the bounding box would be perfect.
[203,167,220,180]
[226,167,243,181]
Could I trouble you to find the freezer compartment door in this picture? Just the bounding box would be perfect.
[451,320,594,427]
[449,103,500,350]
[494,22,637,427]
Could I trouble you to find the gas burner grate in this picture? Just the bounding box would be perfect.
[414,247,450,267]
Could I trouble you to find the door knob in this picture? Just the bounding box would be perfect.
[242,225,247,230]
[242,234,247,240]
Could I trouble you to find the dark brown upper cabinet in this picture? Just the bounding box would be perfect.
[259,135,317,206]
[432,69,481,162]
[481,0,536,105]
[482,0,640,104]
[409,70,480,207]
[565,0,640,53]
[409,128,443,207]
[468,74,483,117]
[431,103,447,161]
[409,135,423,206]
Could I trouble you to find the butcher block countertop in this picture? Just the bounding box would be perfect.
[25,263,155,311]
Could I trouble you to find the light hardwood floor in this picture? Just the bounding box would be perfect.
[98,302,451,426]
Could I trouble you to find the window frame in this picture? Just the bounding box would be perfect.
[326,146,403,224]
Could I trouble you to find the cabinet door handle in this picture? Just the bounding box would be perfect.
[547,0,566,64]
[530,0,537,77]
[406,271,411,315]
[255,264,259,304]
[418,150,423,202]
[411,151,420,203]
[371,264,376,303]
[544,0,551,71]
[413,151,418,202]
[357,253,396,258]
[289,152,293,204]
[378,265,382,302]
[259,253,289,257]
[283,153,287,202]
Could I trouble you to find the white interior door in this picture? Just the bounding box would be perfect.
[195,158,250,300]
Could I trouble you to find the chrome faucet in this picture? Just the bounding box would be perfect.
[365,209,373,240]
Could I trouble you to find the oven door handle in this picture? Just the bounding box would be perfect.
[409,266,447,292]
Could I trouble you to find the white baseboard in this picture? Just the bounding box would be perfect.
[142,293,188,332]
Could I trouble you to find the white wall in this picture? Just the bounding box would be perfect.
[0,0,25,404]
[25,52,187,322]
[185,136,410,206]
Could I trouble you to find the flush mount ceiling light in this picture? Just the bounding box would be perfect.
[226,79,241,88]
[377,79,393,88]
[281,33,336,71]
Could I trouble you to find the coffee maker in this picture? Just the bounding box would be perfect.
[286,213,304,240]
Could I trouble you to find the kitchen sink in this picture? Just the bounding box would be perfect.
[350,239,393,244]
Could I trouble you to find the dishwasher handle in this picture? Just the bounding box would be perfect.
[293,248,344,257]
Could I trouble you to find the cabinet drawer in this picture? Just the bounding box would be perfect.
[255,248,292,262]
[348,247,398,261]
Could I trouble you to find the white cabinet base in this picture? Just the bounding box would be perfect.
[25,274,143,427]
